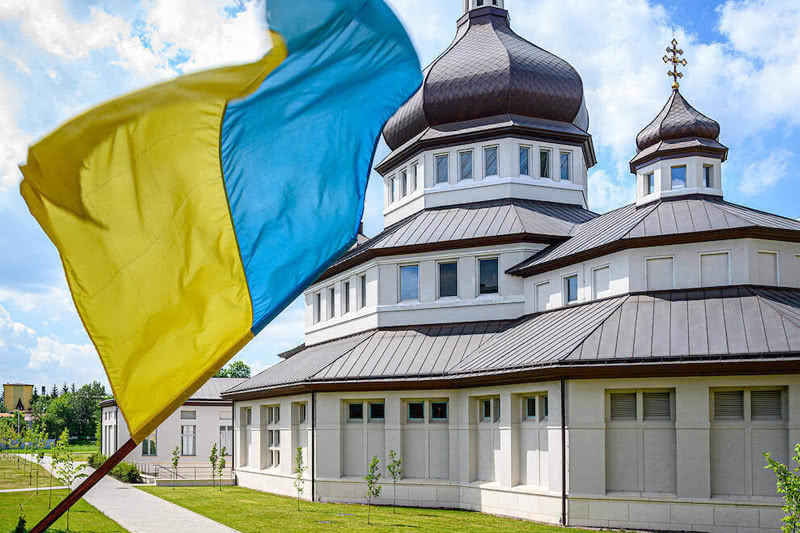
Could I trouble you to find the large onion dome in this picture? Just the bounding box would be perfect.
[382,5,589,151]
[630,89,727,171]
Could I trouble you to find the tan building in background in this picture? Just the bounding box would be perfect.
[3,383,33,412]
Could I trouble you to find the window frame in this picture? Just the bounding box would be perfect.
[519,145,531,177]
[458,149,474,181]
[539,148,551,179]
[534,280,550,312]
[359,274,367,309]
[398,263,420,302]
[347,402,364,423]
[522,394,548,422]
[180,424,196,456]
[388,176,396,203]
[670,165,687,189]
[399,169,407,198]
[478,257,499,296]
[699,250,731,287]
[264,404,281,468]
[437,261,458,299]
[480,399,492,422]
[591,264,611,300]
[644,172,654,195]
[483,145,498,177]
[435,153,449,185]
[368,401,385,422]
[411,161,420,192]
[142,430,157,456]
[757,249,780,285]
[644,255,676,291]
[327,286,336,319]
[343,280,350,314]
[407,401,425,422]
[563,273,579,305]
[314,292,321,324]
[559,150,571,181]
[430,401,449,422]
[703,164,713,188]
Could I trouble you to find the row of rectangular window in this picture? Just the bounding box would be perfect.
[433,146,572,185]
[139,426,234,458]
[346,396,548,423]
[388,161,421,204]
[399,258,499,302]
[608,389,784,422]
[314,274,368,324]
[244,404,308,426]
[643,164,714,195]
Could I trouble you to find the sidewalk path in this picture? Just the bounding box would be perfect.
[23,455,240,533]
[0,486,69,493]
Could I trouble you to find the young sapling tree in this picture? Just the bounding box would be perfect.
[294,446,307,510]
[765,443,800,533]
[387,449,403,513]
[209,443,218,489]
[217,446,227,491]
[53,429,87,531]
[364,455,382,525]
[171,444,180,488]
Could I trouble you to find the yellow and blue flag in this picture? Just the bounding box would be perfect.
[19,0,421,443]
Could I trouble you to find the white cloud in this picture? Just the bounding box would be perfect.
[738,149,792,196]
[0,285,71,314]
[0,304,36,336]
[0,76,29,195]
[27,336,96,369]
[588,168,636,213]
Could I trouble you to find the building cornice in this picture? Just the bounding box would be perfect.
[508,226,800,278]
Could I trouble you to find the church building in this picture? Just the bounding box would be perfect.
[222,2,800,531]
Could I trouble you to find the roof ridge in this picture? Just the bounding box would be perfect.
[716,199,800,227]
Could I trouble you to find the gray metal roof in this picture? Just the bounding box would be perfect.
[636,90,721,152]
[509,197,800,275]
[223,287,800,397]
[194,378,248,400]
[320,199,597,280]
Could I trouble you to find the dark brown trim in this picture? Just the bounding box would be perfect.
[223,357,800,402]
[629,145,727,173]
[377,123,596,176]
[560,376,567,527]
[30,438,137,533]
[317,233,566,283]
[510,227,800,277]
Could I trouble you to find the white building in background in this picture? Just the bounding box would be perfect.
[100,377,244,466]
[221,2,800,532]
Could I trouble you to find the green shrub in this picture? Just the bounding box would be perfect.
[110,461,142,483]
[87,452,107,469]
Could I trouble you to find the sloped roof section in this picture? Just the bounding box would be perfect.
[565,288,800,361]
[509,197,800,276]
[318,199,597,282]
[223,287,800,398]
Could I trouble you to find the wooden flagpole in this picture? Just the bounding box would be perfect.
[30,438,137,533]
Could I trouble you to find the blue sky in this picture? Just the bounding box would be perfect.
[1,0,798,390]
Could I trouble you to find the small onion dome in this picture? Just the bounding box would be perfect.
[630,89,727,171]
[382,5,588,151]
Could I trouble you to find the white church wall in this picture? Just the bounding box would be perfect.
[382,137,589,226]
[524,238,800,315]
[568,375,798,532]
[101,403,231,466]
[305,244,540,344]
[634,154,723,206]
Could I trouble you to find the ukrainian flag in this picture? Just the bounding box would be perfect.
[19,0,421,443]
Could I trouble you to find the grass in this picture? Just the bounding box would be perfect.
[0,489,128,532]
[3,444,98,463]
[0,455,61,490]
[139,486,600,533]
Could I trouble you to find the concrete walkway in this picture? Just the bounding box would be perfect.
[23,455,240,533]
[0,486,69,493]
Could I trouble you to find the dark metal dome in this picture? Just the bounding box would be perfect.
[629,89,727,172]
[636,89,720,152]
[382,5,588,151]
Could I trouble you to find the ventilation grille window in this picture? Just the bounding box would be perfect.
[643,392,671,420]
[751,390,782,420]
[714,390,744,420]
[610,393,637,420]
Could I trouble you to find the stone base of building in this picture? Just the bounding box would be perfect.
[569,495,783,533]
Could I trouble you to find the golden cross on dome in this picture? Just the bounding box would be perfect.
[663,38,688,89]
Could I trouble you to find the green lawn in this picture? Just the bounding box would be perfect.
[0,455,60,490]
[0,490,127,532]
[3,443,98,462]
[139,486,598,533]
